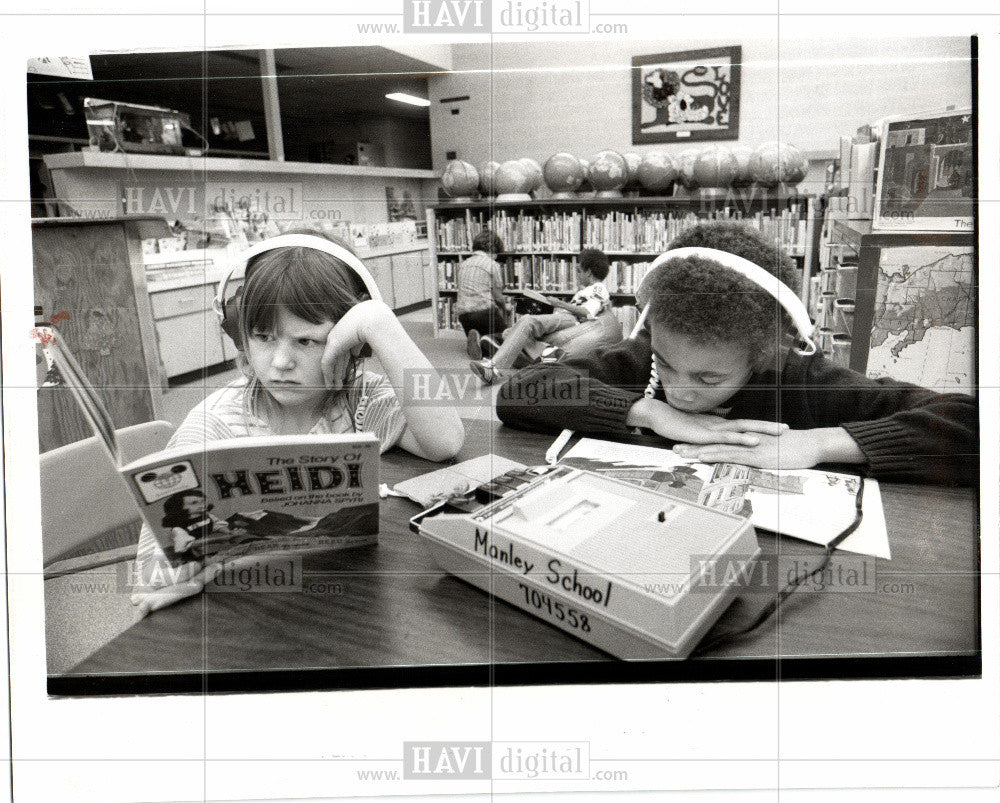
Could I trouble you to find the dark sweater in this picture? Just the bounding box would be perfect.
[496,331,979,486]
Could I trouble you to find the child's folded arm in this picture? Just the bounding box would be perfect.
[802,355,978,485]
[497,361,644,434]
[497,335,656,434]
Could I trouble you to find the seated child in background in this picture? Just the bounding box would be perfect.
[470,248,614,385]
[132,229,465,616]
[456,229,511,354]
[496,221,977,486]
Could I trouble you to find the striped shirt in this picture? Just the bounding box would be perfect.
[456,251,504,314]
[134,373,404,585]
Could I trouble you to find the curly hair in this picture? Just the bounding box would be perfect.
[578,248,610,281]
[646,222,800,364]
[471,229,504,256]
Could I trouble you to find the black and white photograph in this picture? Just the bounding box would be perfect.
[2,3,998,802]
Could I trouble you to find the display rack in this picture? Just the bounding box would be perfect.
[428,193,818,336]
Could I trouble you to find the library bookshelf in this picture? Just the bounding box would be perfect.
[428,192,819,336]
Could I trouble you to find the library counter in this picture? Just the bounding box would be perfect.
[52,419,980,695]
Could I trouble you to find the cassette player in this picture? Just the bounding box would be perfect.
[412,465,759,660]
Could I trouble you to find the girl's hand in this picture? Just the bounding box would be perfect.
[672,427,865,470]
[627,397,787,446]
[130,560,224,618]
[320,300,394,388]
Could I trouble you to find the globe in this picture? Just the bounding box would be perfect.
[588,150,628,196]
[730,147,756,187]
[622,152,643,188]
[543,152,585,197]
[478,161,500,196]
[517,157,544,192]
[751,142,808,187]
[494,160,533,200]
[692,146,739,188]
[677,149,701,190]
[636,152,678,193]
[441,160,480,199]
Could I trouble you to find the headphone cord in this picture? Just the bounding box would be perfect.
[692,475,866,657]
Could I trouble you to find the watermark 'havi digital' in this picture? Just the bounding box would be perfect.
[404,0,489,32]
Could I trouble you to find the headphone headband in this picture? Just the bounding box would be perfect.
[213,233,383,322]
[630,246,816,356]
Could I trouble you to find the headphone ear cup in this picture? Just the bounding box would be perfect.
[219,291,244,350]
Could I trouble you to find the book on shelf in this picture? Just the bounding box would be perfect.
[437,296,460,330]
[412,463,758,659]
[436,202,811,259]
[504,254,580,292]
[437,260,457,289]
[36,327,380,570]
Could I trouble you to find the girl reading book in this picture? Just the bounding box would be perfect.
[132,230,465,616]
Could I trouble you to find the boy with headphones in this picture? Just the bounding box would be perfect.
[495,222,977,486]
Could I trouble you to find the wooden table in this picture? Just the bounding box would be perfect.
[52,419,980,695]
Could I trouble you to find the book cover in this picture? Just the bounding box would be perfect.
[518,287,556,310]
[124,435,379,566]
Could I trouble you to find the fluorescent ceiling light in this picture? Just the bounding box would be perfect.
[386,92,431,107]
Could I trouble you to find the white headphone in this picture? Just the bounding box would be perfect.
[213,233,383,326]
[629,246,817,356]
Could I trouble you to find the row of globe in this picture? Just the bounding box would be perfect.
[440,143,809,199]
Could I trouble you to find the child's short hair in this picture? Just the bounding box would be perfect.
[647,222,799,365]
[238,228,369,415]
[578,248,610,281]
[471,229,504,256]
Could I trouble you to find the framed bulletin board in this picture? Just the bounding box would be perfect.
[631,46,741,144]
[851,232,975,394]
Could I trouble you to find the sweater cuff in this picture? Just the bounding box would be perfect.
[841,419,922,479]
[582,385,643,433]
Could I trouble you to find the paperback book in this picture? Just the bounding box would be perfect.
[37,327,380,569]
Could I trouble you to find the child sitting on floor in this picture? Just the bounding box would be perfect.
[132,230,465,616]
[470,248,614,385]
[495,222,977,486]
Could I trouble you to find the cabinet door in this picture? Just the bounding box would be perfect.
[367,256,395,308]
[155,311,225,378]
[149,284,217,319]
[390,251,426,308]
[423,252,435,297]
